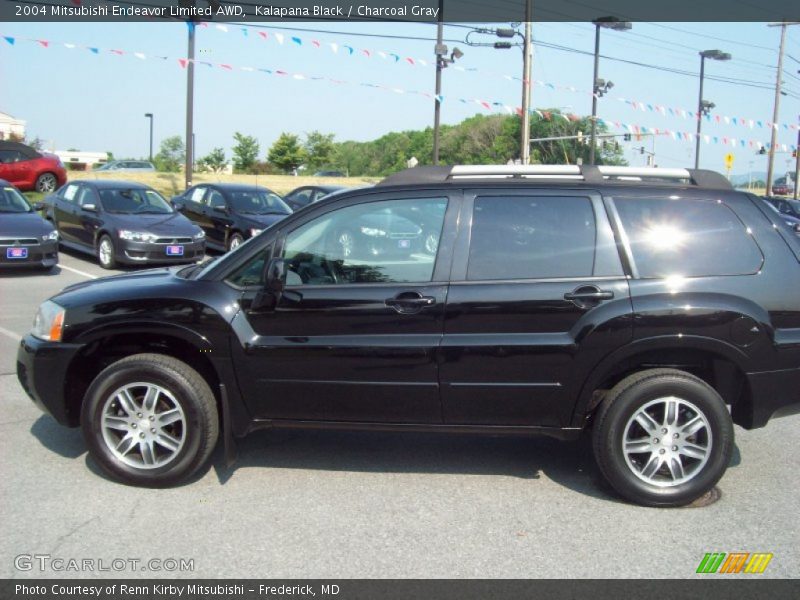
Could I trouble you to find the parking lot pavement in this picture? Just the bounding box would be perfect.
[1,250,798,579]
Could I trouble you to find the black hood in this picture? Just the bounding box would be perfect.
[0,212,55,238]
[106,211,201,236]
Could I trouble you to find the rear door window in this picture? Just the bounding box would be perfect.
[614,197,763,278]
[467,195,597,280]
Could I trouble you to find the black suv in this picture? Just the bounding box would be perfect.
[16,165,800,507]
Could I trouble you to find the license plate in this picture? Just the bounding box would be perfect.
[397,239,411,249]
[6,247,28,259]
[166,245,184,256]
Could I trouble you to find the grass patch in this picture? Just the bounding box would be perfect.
[65,171,378,198]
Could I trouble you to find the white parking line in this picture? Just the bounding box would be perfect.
[59,264,98,279]
[0,326,22,342]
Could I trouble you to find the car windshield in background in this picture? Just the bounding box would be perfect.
[228,191,291,215]
[98,188,173,214]
[788,199,800,212]
[0,186,33,213]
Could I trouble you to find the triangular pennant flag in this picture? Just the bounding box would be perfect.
[435,95,444,103]
[291,37,302,45]
[362,49,370,57]
[37,40,50,48]
[344,45,354,55]
[178,59,188,69]
[216,25,228,32]
[312,40,320,48]
[88,47,99,54]
[110,49,124,55]
[3,37,14,45]
[241,28,248,37]
[405,57,415,65]
[134,52,146,60]
[329,42,338,53]
[258,32,268,40]
[219,64,233,70]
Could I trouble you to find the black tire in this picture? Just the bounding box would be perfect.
[592,368,734,507]
[96,234,118,269]
[35,172,58,193]
[80,353,219,487]
[227,232,244,252]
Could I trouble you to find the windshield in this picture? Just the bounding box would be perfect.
[0,185,33,213]
[228,190,291,215]
[788,199,800,213]
[98,188,173,214]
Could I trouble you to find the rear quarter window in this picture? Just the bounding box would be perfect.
[614,196,763,278]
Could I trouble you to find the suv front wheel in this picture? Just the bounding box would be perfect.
[592,369,734,507]
[81,353,219,487]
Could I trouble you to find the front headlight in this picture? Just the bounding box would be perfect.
[32,300,65,342]
[193,229,205,240]
[249,228,263,237]
[118,230,158,243]
[360,226,387,237]
[41,230,58,242]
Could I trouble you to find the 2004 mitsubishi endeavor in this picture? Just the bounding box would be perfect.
[17,165,800,506]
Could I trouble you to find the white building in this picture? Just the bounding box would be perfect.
[54,150,109,170]
[0,112,26,140]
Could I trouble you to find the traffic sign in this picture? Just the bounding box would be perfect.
[724,153,735,170]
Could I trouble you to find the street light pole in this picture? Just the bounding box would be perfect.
[589,17,630,165]
[144,113,153,162]
[794,115,799,200]
[520,0,532,165]
[432,0,444,165]
[185,20,196,190]
[694,50,731,170]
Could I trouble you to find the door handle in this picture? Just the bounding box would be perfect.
[564,286,614,306]
[385,292,436,314]
[564,290,614,301]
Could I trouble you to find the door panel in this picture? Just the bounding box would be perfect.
[440,190,633,427]
[54,184,81,244]
[230,192,458,423]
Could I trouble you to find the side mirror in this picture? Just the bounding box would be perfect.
[82,203,97,212]
[32,202,45,211]
[265,258,286,294]
[251,258,286,312]
[173,199,184,210]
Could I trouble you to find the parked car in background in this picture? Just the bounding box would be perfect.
[0,179,58,269]
[93,160,156,173]
[0,141,67,193]
[17,165,800,507]
[764,195,800,220]
[761,196,800,235]
[283,185,344,211]
[44,180,205,269]
[771,176,795,196]
[172,183,292,252]
[313,170,346,177]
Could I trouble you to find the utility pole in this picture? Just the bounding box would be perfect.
[432,0,444,165]
[520,0,532,165]
[794,116,799,199]
[765,22,799,195]
[185,20,196,190]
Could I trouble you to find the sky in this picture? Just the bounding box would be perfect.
[1,19,799,177]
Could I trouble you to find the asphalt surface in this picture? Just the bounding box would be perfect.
[0,248,798,580]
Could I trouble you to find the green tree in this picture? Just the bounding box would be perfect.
[198,147,227,173]
[153,136,185,173]
[303,131,336,172]
[231,132,259,173]
[268,133,306,173]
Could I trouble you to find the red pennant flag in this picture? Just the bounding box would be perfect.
[312,40,320,48]
[480,101,490,109]
[37,40,50,48]
[362,49,371,57]
[515,107,523,116]
[219,64,233,70]
[178,59,188,68]
[110,49,124,55]
[405,57,414,65]
[276,70,288,76]
[258,32,268,40]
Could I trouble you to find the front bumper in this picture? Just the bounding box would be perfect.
[0,240,58,268]
[117,239,205,265]
[17,334,84,426]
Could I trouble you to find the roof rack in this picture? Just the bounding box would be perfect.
[377,165,732,190]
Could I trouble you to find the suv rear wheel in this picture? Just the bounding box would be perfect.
[80,353,219,487]
[592,369,733,507]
